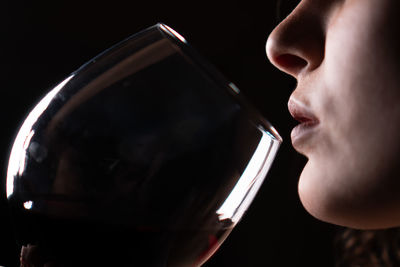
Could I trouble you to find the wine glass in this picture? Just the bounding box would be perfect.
[6,23,281,267]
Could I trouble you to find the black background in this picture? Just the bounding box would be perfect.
[0,0,337,266]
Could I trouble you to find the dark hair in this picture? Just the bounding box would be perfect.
[334,228,400,267]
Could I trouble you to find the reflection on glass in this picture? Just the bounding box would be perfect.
[23,201,33,210]
[217,128,278,222]
[6,23,281,266]
[7,75,74,198]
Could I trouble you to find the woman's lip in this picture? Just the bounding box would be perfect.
[290,120,319,147]
[288,98,319,147]
[288,98,318,124]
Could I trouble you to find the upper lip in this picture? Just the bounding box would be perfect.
[288,98,319,125]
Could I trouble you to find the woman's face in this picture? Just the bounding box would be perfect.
[267,0,400,229]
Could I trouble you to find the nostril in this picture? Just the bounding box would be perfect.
[275,54,308,73]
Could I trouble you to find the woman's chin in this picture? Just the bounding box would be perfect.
[297,162,400,230]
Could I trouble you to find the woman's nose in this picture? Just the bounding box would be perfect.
[266,3,326,78]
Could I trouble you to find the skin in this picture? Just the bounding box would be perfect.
[266,0,400,229]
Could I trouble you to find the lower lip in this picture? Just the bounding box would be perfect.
[291,121,319,147]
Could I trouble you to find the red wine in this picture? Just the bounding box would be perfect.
[11,209,233,267]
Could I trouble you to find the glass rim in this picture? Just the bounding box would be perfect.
[156,23,282,143]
